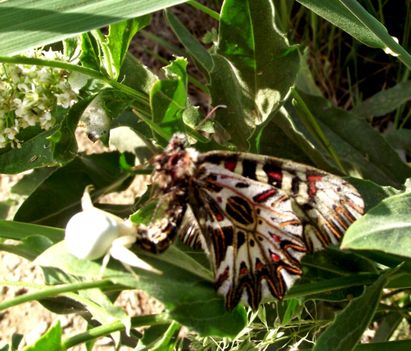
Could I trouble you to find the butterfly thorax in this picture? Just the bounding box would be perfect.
[137,134,198,252]
[151,133,198,193]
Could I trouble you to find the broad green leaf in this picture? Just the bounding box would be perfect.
[296,0,386,48]
[209,0,300,149]
[14,152,133,227]
[342,191,411,258]
[384,128,411,155]
[347,178,400,211]
[22,321,62,351]
[352,81,411,119]
[0,0,189,56]
[120,53,158,93]
[12,168,56,197]
[313,269,391,351]
[304,248,378,276]
[281,91,411,186]
[106,16,151,79]
[0,220,64,243]
[36,242,247,337]
[150,58,188,139]
[0,128,56,174]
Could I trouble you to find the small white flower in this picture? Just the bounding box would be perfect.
[0,48,80,148]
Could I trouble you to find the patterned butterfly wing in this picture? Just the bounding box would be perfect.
[188,161,306,309]
[198,152,364,253]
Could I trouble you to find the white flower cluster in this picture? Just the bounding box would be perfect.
[0,49,79,148]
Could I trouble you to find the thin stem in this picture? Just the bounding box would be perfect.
[0,279,113,311]
[0,56,149,106]
[62,314,169,349]
[187,1,220,21]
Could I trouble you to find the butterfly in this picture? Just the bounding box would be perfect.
[136,134,364,310]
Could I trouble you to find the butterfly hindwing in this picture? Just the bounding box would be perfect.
[189,162,306,309]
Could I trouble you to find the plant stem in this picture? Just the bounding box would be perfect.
[0,279,113,311]
[187,1,220,21]
[0,56,149,106]
[62,314,169,349]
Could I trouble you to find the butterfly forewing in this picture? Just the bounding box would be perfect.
[198,152,364,252]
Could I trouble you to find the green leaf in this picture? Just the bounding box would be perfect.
[0,128,57,174]
[106,16,151,79]
[295,0,386,48]
[80,32,101,71]
[313,269,391,351]
[0,0,189,56]
[347,178,400,211]
[22,321,62,351]
[384,128,411,155]
[36,242,247,337]
[209,0,300,149]
[150,57,188,139]
[281,91,411,186]
[12,168,56,197]
[14,152,132,227]
[0,220,64,243]
[352,81,411,119]
[341,191,411,258]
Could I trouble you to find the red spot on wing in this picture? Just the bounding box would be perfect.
[267,171,282,182]
[239,265,248,276]
[269,232,281,242]
[224,159,237,171]
[271,252,280,262]
[307,174,323,196]
[253,188,277,203]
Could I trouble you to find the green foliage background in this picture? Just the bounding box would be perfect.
[0,0,410,350]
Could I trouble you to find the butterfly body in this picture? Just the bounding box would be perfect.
[137,134,364,309]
